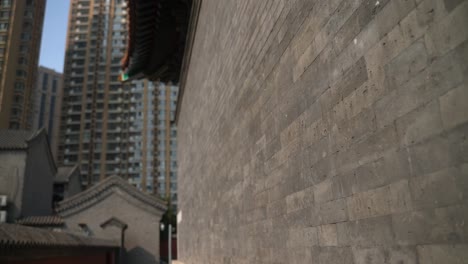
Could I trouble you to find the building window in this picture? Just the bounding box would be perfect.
[52,78,57,93]
[21,32,31,41]
[19,45,29,53]
[0,11,10,19]
[18,57,28,65]
[42,73,48,91]
[0,0,11,7]
[14,82,25,91]
[38,94,46,128]
[16,70,27,77]
[48,96,55,141]
[0,23,8,31]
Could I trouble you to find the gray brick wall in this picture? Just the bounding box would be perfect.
[178,0,468,263]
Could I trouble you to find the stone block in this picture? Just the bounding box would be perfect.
[329,108,377,153]
[319,246,354,264]
[375,43,464,129]
[409,135,455,176]
[308,155,337,186]
[352,247,385,264]
[266,199,286,219]
[417,244,468,264]
[285,186,315,213]
[425,1,468,56]
[318,224,338,246]
[439,83,468,130]
[333,0,391,54]
[319,198,348,224]
[352,124,399,165]
[387,246,418,264]
[286,226,319,248]
[385,40,429,91]
[444,0,465,12]
[393,204,468,245]
[287,205,320,228]
[415,0,449,29]
[287,247,315,264]
[314,178,334,204]
[388,179,413,214]
[409,167,460,209]
[347,184,391,220]
[362,149,411,191]
[456,163,468,200]
[326,57,369,112]
[395,99,444,147]
[337,216,394,246]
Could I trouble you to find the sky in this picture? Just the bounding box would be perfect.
[38,0,70,73]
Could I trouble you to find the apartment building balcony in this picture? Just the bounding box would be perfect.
[67,101,83,108]
[65,128,80,135]
[64,148,79,155]
[75,12,89,18]
[108,108,123,114]
[66,119,81,125]
[106,148,121,154]
[65,138,80,145]
[71,70,85,76]
[107,117,122,124]
[67,109,82,117]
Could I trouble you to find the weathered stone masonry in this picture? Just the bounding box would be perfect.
[178,0,468,263]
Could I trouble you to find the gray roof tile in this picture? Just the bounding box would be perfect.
[0,130,37,150]
[16,216,65,227]
[0,223,118,248]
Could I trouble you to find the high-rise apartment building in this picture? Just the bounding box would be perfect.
[0,0,46,129]
[60,0,177,196]
[155,82,178,207]
[32,66,63,161]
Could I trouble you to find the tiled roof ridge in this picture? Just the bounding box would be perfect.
[56,176,167,216]
[16,215,65,227]
[0,223,118,248]
[0,129,36,150]
[0,128,57,172]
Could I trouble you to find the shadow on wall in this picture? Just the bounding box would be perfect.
[126,247,157,264]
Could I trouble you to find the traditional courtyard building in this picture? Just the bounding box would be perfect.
[56,175,167,264]
[0,128,56,222]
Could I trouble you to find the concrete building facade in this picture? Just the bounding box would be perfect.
[33,66,63,161]
[155,82,178,207]
[177,0,468,263]
[0,0,46,130]
[59,0,160,192]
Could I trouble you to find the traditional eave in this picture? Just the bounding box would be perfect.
[120,0,192,83]
[56,176,167,217]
